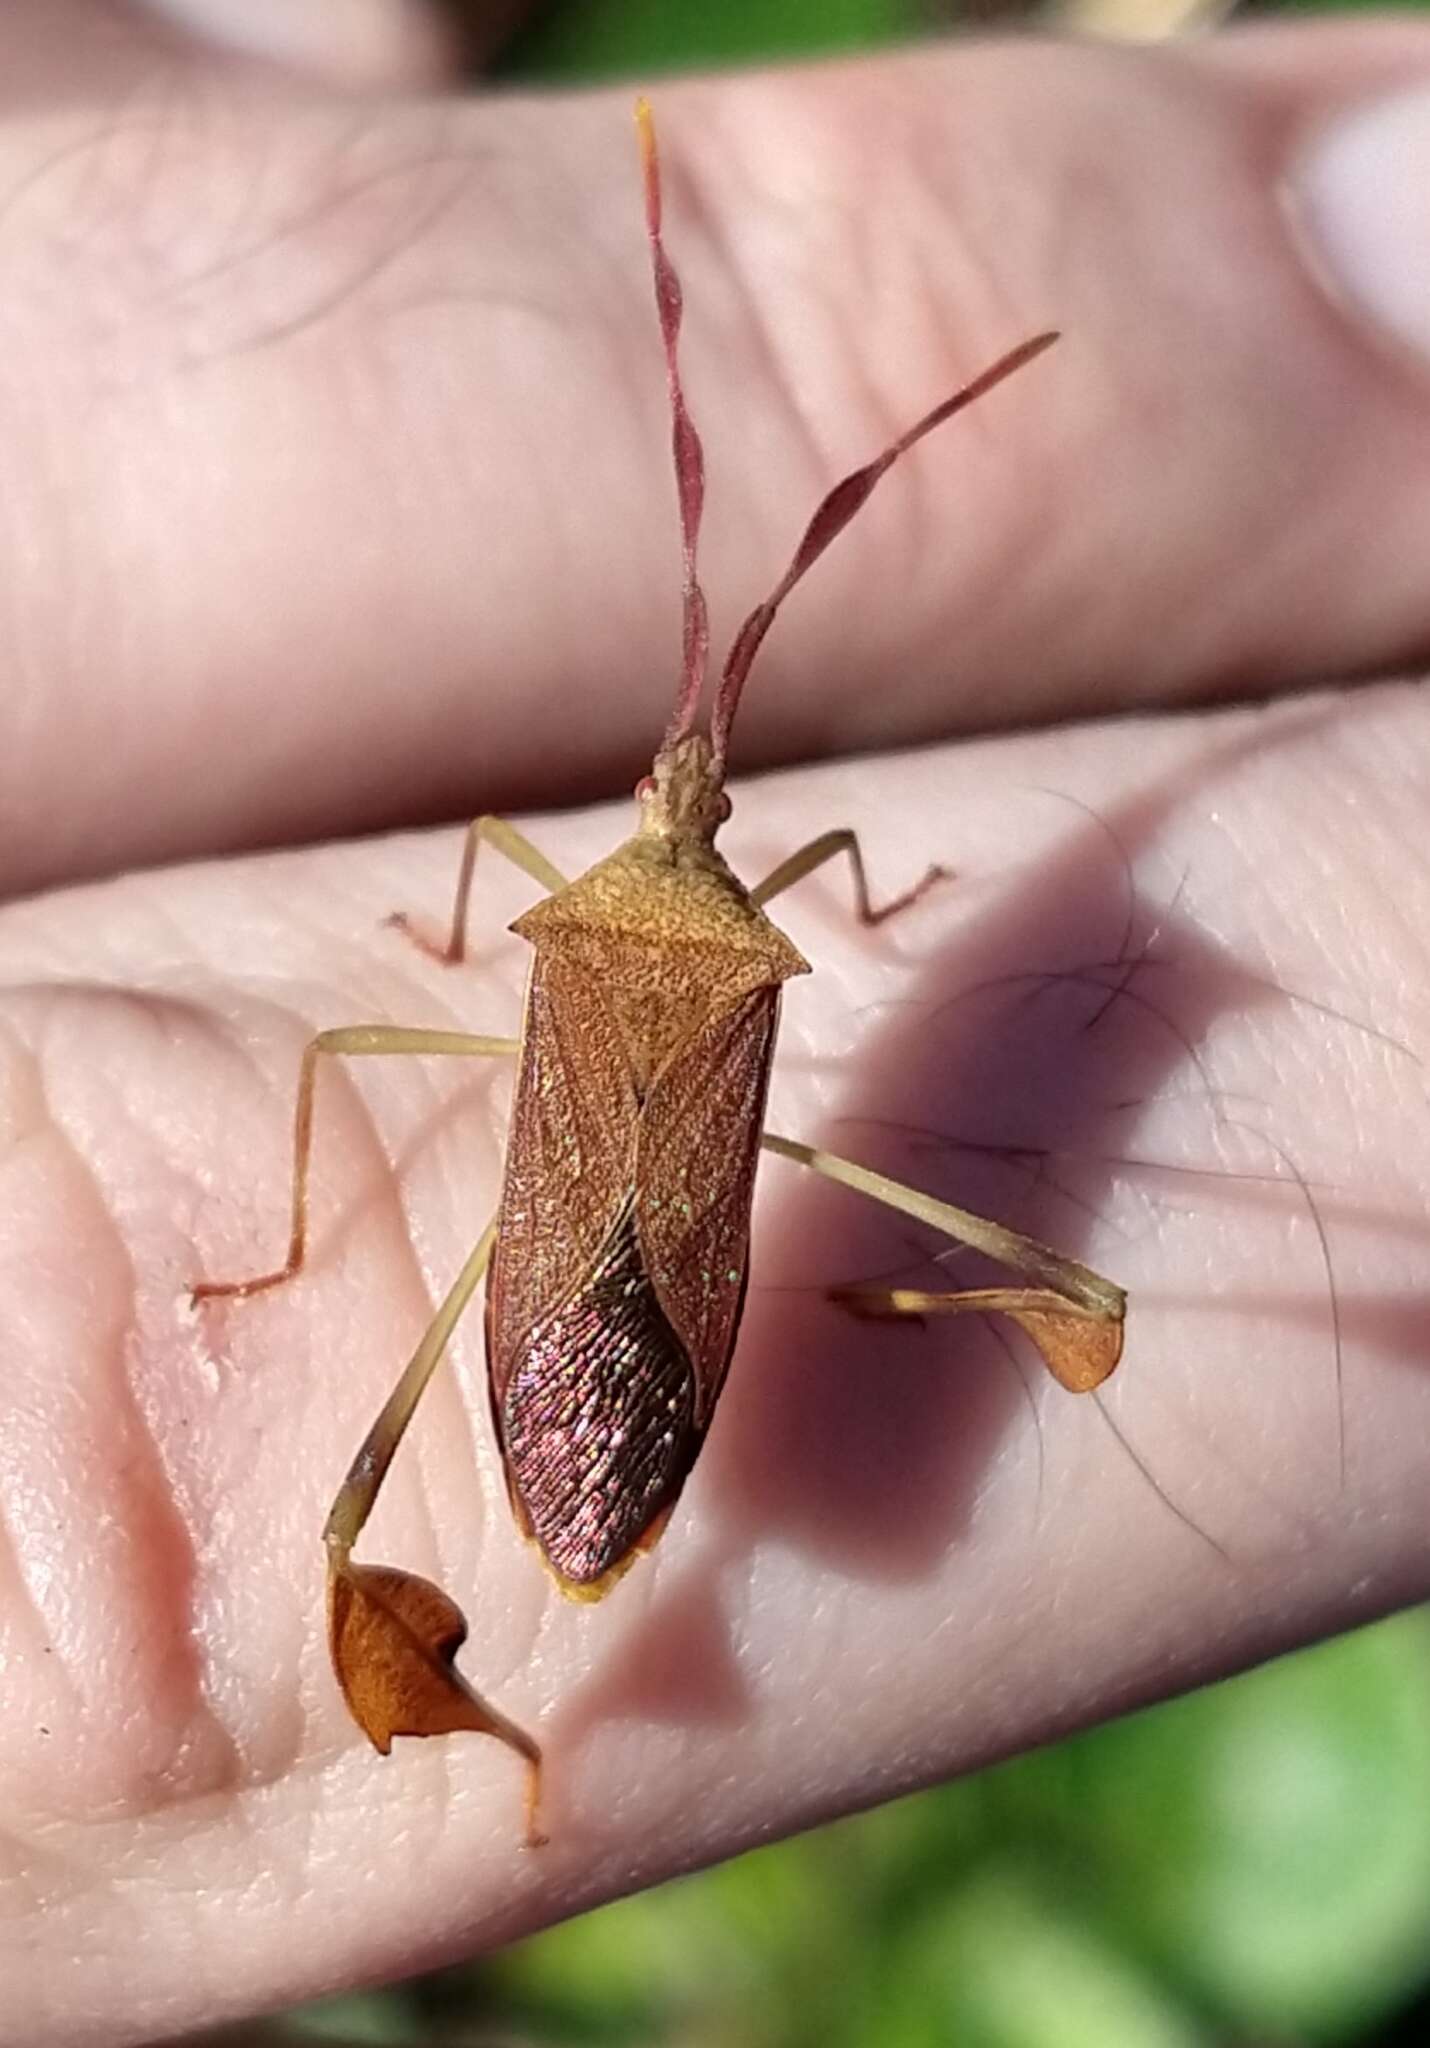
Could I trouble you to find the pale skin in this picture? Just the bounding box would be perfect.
[7,5,1430,2044]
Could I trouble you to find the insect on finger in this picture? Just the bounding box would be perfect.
[189,96,1104,1845]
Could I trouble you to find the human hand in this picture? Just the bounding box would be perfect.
[5,6,1430,2043]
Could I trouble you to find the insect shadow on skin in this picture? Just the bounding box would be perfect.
[187,100,1128,1850]
[708,712,1401,1605]
[544,747,1366,1789]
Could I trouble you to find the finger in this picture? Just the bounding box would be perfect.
[2,679,1428,2037]
[6,24,1430,894]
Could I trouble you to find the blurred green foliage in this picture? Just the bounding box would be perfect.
[279,1614,1430,2045]
[497,0,922,80]
[268,4,1430,2044]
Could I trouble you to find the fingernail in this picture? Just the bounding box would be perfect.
[140,0,451,86]
[1295,86,1430,364]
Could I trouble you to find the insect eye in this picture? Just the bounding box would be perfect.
[635,775,656,801]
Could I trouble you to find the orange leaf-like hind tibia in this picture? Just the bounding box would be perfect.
[833,1284,1124,1395]
[328,1559,545,1844]
[1004,1301,1124,1394]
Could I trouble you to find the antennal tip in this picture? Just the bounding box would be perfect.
[634,96,655,165]
[634,96,659,223]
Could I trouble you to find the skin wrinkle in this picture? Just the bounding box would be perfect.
[875,71,1087,684]
[0,108,205,888]
[99,61,198,262]
[0,112,154,244]
[734,141,1014,721]
[157,112,479,367]
[1074,76,1312,671]
[17,975,423,1810]
[0,77,506,630]
[39,1015,240,1790]
[192,75,326,277]
[169,142,483,370]
[41,90,198,275]
[468,304,656,747]
[118,879,231,988]
[0,1016,232,1825]
[0,1038,90,1723]
[370,170,659,798]
[146,105,435,295]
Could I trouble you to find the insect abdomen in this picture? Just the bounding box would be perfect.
[500,1198,698,1586]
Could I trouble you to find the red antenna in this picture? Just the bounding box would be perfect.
[709,330,1059,771]
[635,99,1057,775]
[636,98,709,753]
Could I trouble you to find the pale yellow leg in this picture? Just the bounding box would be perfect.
[323,1219,544,1846]
[751,827,947,924]
[324,1218,498,1551]
[761,1133,1125,1393]
[191,1025,518,1304]
[388,815,569,965]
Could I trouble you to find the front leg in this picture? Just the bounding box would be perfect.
[761,1133,1125,1392]
[191,1025,518,1303]
[388,815,568,965]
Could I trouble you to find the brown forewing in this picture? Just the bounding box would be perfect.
[635,984,781,1424]
[484,950,640,1406]
[486,839,810,1586]
[489,843,806,1401]
[487,970,781,1587]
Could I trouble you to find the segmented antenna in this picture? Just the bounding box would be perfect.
[709,330,1060,771]
[636,98,710,752]
[635,102,1057,774]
